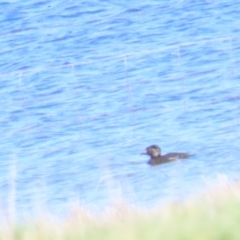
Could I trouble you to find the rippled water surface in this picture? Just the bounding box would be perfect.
[1,0,240,216]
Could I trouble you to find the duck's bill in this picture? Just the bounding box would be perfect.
[141,151,147,155]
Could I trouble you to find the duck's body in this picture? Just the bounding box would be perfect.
[143,145,189,166]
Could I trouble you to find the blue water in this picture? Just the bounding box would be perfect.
[1,0,240,217]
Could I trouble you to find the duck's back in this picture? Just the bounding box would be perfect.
[163,152,190,160]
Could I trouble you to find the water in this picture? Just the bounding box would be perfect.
[0,0,240,217]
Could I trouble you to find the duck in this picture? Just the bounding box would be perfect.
[142,145,190,166]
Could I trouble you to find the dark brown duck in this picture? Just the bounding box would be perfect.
[142,145,190,166]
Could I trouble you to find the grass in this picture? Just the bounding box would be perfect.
[1,181,240,240]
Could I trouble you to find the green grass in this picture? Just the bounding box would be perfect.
[1,182,240,240]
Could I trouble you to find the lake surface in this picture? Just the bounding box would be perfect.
[0,0,240,218]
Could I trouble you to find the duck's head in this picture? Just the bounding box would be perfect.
[142,145,161,158]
